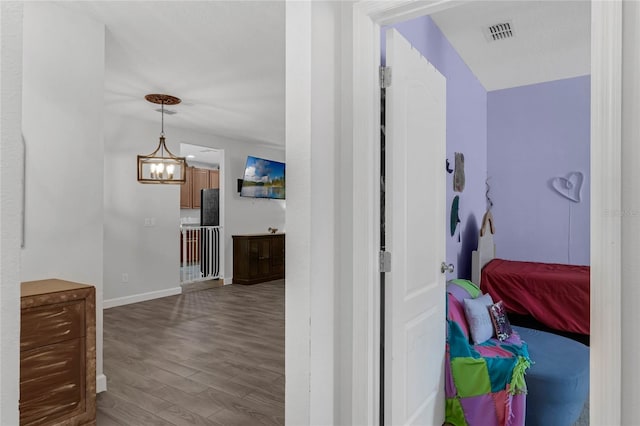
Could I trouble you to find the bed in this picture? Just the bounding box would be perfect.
[471,211,590,337]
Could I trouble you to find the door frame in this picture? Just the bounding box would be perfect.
[351,1,621,425]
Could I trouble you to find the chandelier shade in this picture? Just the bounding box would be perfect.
[137,94,187,184]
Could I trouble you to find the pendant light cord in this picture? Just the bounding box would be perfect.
[161,101,165,136]
[160,101,165,157]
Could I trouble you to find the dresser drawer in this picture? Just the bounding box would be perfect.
[20,338,84,426]
[20,280,96,426]
[20,300,84,352]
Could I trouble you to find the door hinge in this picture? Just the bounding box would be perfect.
[379,251,391,273]
[379,66,392,88]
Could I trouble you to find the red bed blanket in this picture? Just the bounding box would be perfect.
[480,258,590,335]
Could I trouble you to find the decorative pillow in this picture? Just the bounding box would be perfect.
[463,293,495,345]
[489,300,513,341]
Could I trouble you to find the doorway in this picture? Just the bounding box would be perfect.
[179,143,225,287]
[352,1,621,425]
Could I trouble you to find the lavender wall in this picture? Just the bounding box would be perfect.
[487,76,590,265]
[383,16,488,280]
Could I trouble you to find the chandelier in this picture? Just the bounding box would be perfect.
[137,94,187,184]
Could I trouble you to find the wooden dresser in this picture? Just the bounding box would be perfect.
[233,233,285,284]
[20,279,96,426]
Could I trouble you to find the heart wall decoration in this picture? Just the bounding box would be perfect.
[550,171,584,203]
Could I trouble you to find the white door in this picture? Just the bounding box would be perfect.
[385,28,446,426]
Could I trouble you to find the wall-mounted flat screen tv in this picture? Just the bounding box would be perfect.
[240,156,286,200]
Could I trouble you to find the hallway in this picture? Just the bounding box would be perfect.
[97,281,284,425]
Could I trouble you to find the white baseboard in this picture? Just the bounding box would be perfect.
[103,287,181,309]
[224,276,233,285]
[96,373,107,393]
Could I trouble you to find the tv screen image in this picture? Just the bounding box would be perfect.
[240,156,285,200]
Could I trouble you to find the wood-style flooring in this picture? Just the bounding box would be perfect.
[97,280,284,425]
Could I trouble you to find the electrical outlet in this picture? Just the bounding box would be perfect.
[121,273,129,283]
[144,218,156,227]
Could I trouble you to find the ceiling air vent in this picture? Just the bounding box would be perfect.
[484,21,514,42]
[155,108,177,115]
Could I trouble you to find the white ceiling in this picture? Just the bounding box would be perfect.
[62,1,285,147]
[61,1,589,149]
[431,1,591,91]
[180,143,220,167]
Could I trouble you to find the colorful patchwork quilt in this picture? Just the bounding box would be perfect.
[446,280,531,426]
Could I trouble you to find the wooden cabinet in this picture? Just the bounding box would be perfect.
[233,234,285,285]
[270,235,285,276]
[191,168,209,209]
[180,167,193,208]
[209,170,219,189]
[180,167,220,209]
[20,279,96,426]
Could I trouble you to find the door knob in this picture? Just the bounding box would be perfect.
[441,262,454,274]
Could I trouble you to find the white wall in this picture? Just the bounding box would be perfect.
[103,112,285,303]
[310,1,338,423]
[622,2,640,422]
[0,2,23,423]
[286,1,354,425]
[337,2,355,423]
[20,2,106,390]
[286,2,312,424]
